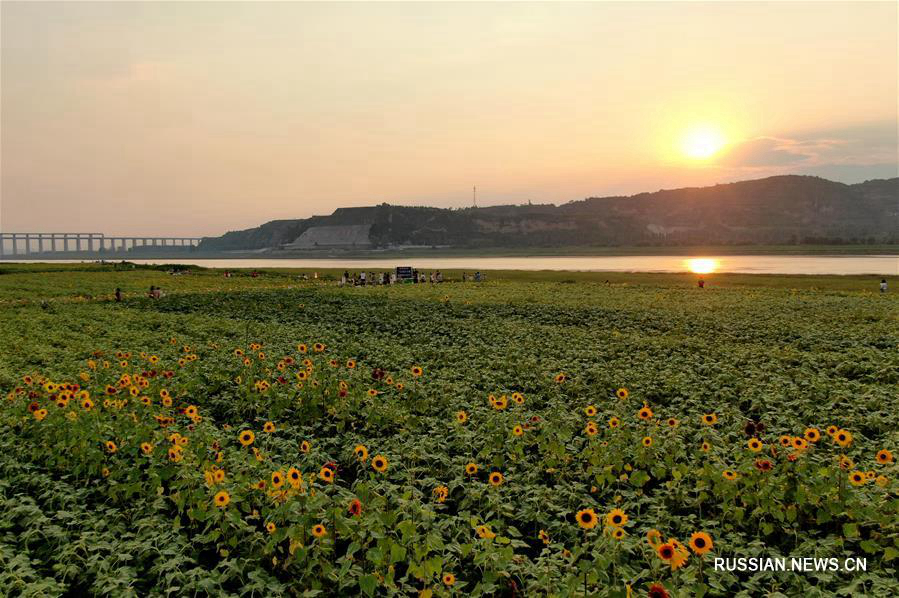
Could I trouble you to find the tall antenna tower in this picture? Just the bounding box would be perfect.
[473,186,477,208]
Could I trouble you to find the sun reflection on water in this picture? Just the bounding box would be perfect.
[685,258,718,274]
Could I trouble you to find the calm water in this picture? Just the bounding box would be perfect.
[10,255,895,275]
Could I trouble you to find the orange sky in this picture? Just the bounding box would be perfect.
[2,1,896,237]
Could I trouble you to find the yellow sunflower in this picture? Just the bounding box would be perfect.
[689,532,713,555]
[849,471,866,486]
[657,542,675,561]
[318,466,335,484]
[214,490,230,508]
[606,508,627,528]
[372,455,389,473]
[576,508,598,530]
[834,429,853,448]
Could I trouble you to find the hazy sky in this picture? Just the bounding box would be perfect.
[2,1,897,237]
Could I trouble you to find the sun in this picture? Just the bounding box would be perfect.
[681,125,726,159]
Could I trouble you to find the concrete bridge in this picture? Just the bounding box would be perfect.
[0,232,203,257]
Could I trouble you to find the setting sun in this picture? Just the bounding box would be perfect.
[681,125,726,159]
[685,258,719,274]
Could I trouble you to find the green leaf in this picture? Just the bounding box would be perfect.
[358,574,377,597]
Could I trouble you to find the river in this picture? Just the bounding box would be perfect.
[12,255,895,275]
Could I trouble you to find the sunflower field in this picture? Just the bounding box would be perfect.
[0,264,896,597]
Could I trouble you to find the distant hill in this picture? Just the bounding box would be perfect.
[199,175,899,251]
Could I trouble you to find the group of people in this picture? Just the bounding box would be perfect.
[339,269,485,286]
[340,271,407,286]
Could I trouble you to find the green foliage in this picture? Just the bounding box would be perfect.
[0,267,896,596]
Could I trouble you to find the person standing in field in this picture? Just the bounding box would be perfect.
[115,288,122,302]
[698,277,705,288]
[880,279,887,293]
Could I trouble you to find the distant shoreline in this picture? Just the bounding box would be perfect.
[2,244,897,261]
